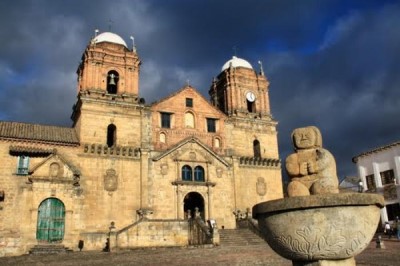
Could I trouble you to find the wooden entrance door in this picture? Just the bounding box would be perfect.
[36,198,65,243]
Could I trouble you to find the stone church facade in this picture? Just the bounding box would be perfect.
[0,31,283,256]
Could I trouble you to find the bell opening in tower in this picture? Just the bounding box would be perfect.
[107,70,119,94]
[247,100,255,113]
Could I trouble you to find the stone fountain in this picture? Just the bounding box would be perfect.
[253,126,384,266]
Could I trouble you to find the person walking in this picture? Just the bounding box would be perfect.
[384,221,391,238]
[395,217,400,240]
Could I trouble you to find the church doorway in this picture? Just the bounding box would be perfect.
[184,192,204,219]
[36,198,65,243]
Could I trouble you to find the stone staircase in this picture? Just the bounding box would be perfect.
[29,244,73,254]
[219,228,267,248]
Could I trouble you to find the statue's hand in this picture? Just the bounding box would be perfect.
[299,162,308,176]
[307,162,317,174]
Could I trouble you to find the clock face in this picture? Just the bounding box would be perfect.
[246,91,256,102]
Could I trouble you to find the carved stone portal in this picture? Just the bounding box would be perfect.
[104,169,118,192]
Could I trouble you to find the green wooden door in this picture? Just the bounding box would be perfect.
[36,198,65,242]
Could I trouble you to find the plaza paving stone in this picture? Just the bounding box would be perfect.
[0,237,399,265]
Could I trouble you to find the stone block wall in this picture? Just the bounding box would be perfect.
[116,220,189,248]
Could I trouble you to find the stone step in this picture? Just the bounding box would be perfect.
[29,244,73,255]
[219,228,267,247]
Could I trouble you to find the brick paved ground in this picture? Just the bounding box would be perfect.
[0,237,399,265]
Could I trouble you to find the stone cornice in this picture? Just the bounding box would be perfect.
[171,180,216,187]
[239,156,281,169]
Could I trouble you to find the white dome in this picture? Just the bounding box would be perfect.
[93,32,128,48]
[221,56,253,71]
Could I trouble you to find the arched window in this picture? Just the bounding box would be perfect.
[159,132,166,143]
[194,166,205,182]
[253,139,261,158]
[182,165,192,181]
[214,138,221,148]
[107,124,117,147]
[107,70,119,94]
[184,112,195,128]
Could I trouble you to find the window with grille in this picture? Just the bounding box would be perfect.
[381,170,395,185]
[365,174,376,191]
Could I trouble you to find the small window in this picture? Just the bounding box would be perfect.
[161,113,171,128]
[107,124,117,147]
[186,98,193,107]
[17,155,29,175]
[182,165,192,181]
[194,166,205,182]
[207,118,217,133]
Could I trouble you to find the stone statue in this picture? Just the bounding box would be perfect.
[253,125,384,266]
[286,126,339,197]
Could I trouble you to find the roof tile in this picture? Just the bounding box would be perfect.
[0,121,79,145]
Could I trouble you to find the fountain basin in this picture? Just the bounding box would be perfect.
[253,193,384,263]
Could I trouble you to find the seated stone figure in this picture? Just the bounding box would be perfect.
[286,126,339,197]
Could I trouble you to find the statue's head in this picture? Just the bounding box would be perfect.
[291,126,322,150]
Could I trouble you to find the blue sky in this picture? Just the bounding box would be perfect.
[0,0,399,181]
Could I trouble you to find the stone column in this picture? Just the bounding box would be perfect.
[394,156,400,204]
[177,186,182,219]
[64,210,74,244]
[29,208,38,243]
[207,186,213,219]
[381,207,389,223]
[140,149,149,209]
[358,166,367,191]
[373,163,382,187]
[394,156,400,184]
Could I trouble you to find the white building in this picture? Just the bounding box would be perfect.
[352,141,400,224]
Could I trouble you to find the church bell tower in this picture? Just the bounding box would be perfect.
[71,31,144,147]
[75,31,141,102]
[209,56,271,120]
[209,56,278,159]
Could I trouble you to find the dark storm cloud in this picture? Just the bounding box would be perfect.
[268,3,400,178]
[0,0,399,180]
